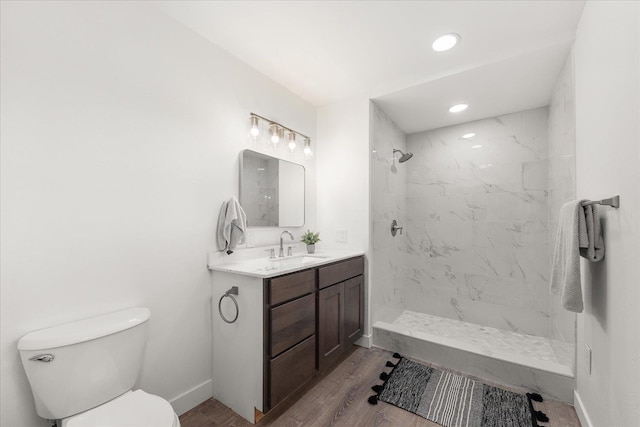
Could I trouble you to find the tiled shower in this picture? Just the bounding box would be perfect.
[369,53,576,399]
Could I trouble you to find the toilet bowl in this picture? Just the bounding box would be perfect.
[18,307,181,427]
[62,390,179,427]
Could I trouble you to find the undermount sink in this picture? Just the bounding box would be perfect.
[276,254,329,263]
[208,250,363,278]
[260,254,329,271]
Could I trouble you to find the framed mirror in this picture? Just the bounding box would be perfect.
[240,150,305,227]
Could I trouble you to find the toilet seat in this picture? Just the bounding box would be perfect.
[62,390,179,427]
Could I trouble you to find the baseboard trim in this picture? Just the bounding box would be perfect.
[355,333,372,348]
[169,379,213,416]
[574,390,594,427]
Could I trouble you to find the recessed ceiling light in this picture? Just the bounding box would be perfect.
[432,33,460,52]
[449,104,468,113]
[471,144,483,149]
[462,133,475,139]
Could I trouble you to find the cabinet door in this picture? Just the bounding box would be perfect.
[344,275,364,346]
[318,282,344,371]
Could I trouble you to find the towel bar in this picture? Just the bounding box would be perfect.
[582,195,620,208]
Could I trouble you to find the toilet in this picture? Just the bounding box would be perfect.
[17,307,180,427]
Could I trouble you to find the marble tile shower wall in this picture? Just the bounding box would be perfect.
[405,107,551,337]
[547,53,577,368]
[370,102,408,324]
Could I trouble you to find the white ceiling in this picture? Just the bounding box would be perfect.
[375,42,573,134]
[157,1,585,133]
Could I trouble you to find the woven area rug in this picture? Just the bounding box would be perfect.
[368,354,549,427]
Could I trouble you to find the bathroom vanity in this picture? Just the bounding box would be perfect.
[208,252,365,423]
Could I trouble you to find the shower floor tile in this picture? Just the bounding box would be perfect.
[375,310,573,378]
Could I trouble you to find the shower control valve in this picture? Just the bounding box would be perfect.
[391,219,403,237]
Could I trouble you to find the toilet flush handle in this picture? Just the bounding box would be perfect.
[29,354,54,362]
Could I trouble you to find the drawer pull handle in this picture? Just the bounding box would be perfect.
[219,286,239,324]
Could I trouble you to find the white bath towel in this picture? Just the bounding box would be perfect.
[216,197,247,255]
[550,200,605,313]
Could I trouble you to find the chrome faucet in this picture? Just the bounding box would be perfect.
[279,231,294,257]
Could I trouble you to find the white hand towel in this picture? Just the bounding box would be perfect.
[551,200,584,312]
[216,197,247,254]
[550,200,605,313]
[216,200,229,251]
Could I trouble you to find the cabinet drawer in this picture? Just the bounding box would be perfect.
[269,269,315,305]
[270,293,315,357]
[318,256,364,289]
[270,335,316,408]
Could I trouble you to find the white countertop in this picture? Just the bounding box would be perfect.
[208,250,364,278]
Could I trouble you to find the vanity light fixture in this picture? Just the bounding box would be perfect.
[432,33,460,52]
[288,132,297,152]
[249,116,260,137]
[462,133,475,139]
[449,103,468,113]
[249,113,312,158]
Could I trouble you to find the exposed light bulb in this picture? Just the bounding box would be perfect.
[304,139,313,158]
[250,116,260,137]
[270,124,280,144]
[432,33,460,52]
[449,104,468,113]
[462,133,475,139]
[288,132,297,152]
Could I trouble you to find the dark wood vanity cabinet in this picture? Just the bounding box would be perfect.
[263,255,364,413]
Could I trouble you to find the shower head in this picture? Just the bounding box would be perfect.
[393,149,413,163]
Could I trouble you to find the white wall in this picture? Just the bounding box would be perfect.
[316,95,371,339]
[316,96,370,253]
[573,2,640,426]
[0,2,316,426]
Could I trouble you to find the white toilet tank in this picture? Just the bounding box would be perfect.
[17,307,151,420]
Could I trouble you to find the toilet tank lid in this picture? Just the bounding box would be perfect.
[18,307,151,351]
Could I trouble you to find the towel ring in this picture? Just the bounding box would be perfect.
[218,286,239,324]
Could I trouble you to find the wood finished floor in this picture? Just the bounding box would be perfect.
[179,346,581,427]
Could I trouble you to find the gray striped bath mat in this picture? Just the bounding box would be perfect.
[368,355,548,427]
